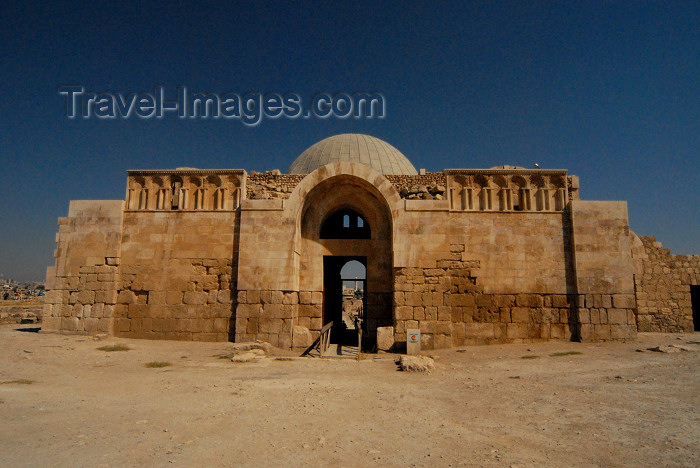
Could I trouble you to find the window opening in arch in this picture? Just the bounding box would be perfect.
[320,209,371,239]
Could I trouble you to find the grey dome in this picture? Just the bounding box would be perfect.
[287,134,418,175]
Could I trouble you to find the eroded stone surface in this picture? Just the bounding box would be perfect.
[376,326,394,351]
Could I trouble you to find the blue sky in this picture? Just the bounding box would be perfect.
[1,1,698,281]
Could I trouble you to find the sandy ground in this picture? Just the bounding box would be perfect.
[1,325,698,468]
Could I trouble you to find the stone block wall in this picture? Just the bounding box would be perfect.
[237,200,297,292]
[364,292,393,340]
[113,258,233,341]
[393,254,580,348]
[576,293,637,341]
[234,290,302,348]
[45,164,656,350]
[115,211,240,341]
[43,201,124,334]
[464,292,577,343]
[394,209,571,296]
[393,257,479,349]
[234,290,393,349]
[634,236,699,332]
[570,201,637,341]
[296,291,324,336]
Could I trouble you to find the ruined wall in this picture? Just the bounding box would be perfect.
[238,171,450,201]
[0,301,43,324]
[386,174,447,200]
[43,200,124,334]
[115,211,239,341]
[634,236,699,332]
[570,201,637,341]
[246,172,306,200]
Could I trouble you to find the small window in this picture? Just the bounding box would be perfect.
[320,209,371,239]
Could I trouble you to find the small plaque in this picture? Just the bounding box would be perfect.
[407,329,421,355]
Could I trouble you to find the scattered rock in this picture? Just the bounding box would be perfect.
[227,341,271,363]
[230,341,272,354]
[398,355,435,373]
[231,350,265,363]
[647,345,695,353]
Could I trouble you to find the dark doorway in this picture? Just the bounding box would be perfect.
[323,256,366,346]
[691,285,700,331]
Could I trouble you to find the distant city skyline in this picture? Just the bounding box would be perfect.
[1,1,698,281]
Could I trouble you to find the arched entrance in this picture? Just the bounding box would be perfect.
[298,172,394,351]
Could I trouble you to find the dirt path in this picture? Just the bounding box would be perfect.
[1,325,698,467]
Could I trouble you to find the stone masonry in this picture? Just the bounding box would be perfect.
[43,134,695,349]
[633,236,700,332]
[42,201,123,335]
[393,253,580,348]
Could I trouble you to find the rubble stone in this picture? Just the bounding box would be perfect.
[398,355,435,373]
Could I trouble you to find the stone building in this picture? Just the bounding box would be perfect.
[43,134,700,350]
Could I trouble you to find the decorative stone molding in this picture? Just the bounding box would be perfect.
[445,169,579,212]
[126,169,245,211]
[125,167,581,212]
